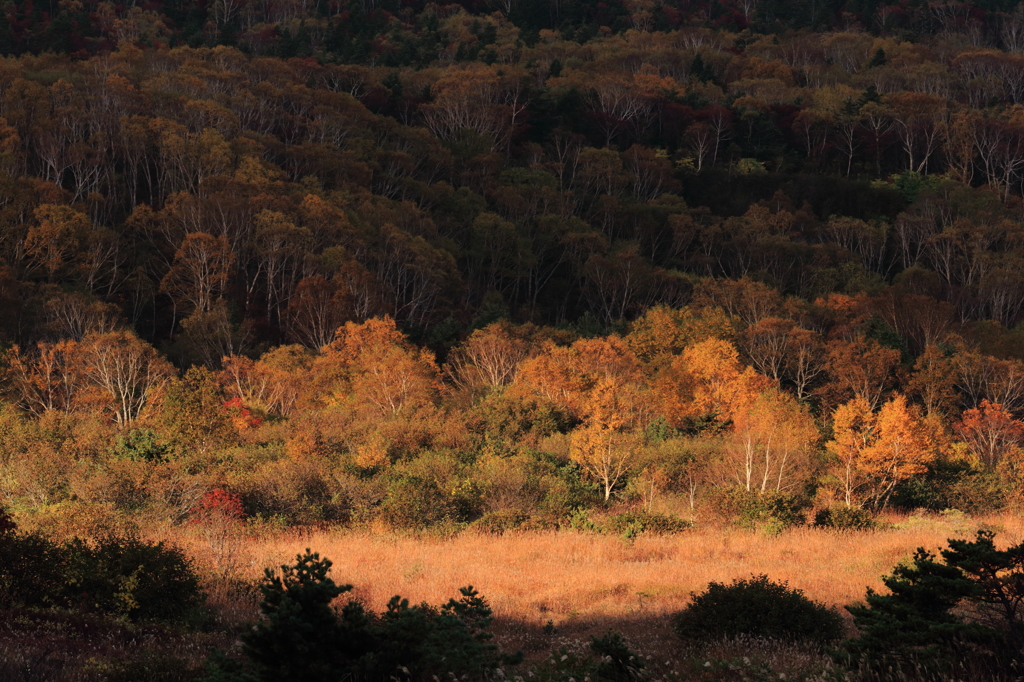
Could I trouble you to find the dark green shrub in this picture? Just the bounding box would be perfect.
[673,575,844,647]
[889,459,1007,513]
[378,475,460,529]
[0,510,204,625]
[813,506,877,531]
[111,428,168,462]
[0,529,69,609]
[472,509,529,534]
[63,536,206,624]
[945,472,1006,514]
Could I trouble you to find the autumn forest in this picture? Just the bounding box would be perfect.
[5,0,1024,678]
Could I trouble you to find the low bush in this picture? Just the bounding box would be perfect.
[590,630,645,681]
[0,507,205,624]
[672,575,845,647]
[813,506,878,531]
[472,509,529,534]
[64,536,206,624]
[378,475,461,529]
[710,487,808,533]
[601,511,692,537]
[0,527,68,609]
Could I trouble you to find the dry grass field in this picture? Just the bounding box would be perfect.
[153,510,1024,681]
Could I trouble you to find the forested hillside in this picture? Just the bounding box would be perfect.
[3,0,1024,536]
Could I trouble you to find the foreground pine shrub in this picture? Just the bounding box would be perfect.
[590,630,645,682]
[837,530,1024,678]
[207,549,520,682]
[673,575,844,647]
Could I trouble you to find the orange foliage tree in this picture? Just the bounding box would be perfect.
[819,337,901,411]
[6,340,87,416]
[515,335,640,419]
[80,331,176,427]
[723,387,818,493]
[159,232,235,315]
[828,394,935,509]
[23,205,91,282]
[7,331,172,426]
[955,400,1024,471]
[651,337,769,429]
[445,321,530,396]
[220,344,315,417]
[315,317,440,416]
[625,304,733,366]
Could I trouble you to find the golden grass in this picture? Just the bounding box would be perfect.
[49,511,1007,681]
[163,511,1024,629]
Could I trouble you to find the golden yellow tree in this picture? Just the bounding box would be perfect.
[724,387,818,493]
[826,396,876,507]
[569,377,643,502]
[859,394,935,509]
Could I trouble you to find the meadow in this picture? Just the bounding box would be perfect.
[157,511,1024,681]
[6,510,1021,681]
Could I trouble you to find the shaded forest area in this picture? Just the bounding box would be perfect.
[5,0,1024,536]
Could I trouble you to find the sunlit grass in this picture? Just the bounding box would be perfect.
[162,511,1024,655]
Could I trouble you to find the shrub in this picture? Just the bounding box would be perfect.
[590,630,645,682]
[110,428,168,462]
[472,509,529,534]
[0,509,205,625]
[0,528,69,609]
[889,460,1007,513]
[378,475,462,529]
[672,575,844,647]
[711,487,808,533]
[813,506,877,531]
[63,536,206,624]
[601,511,692,537]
